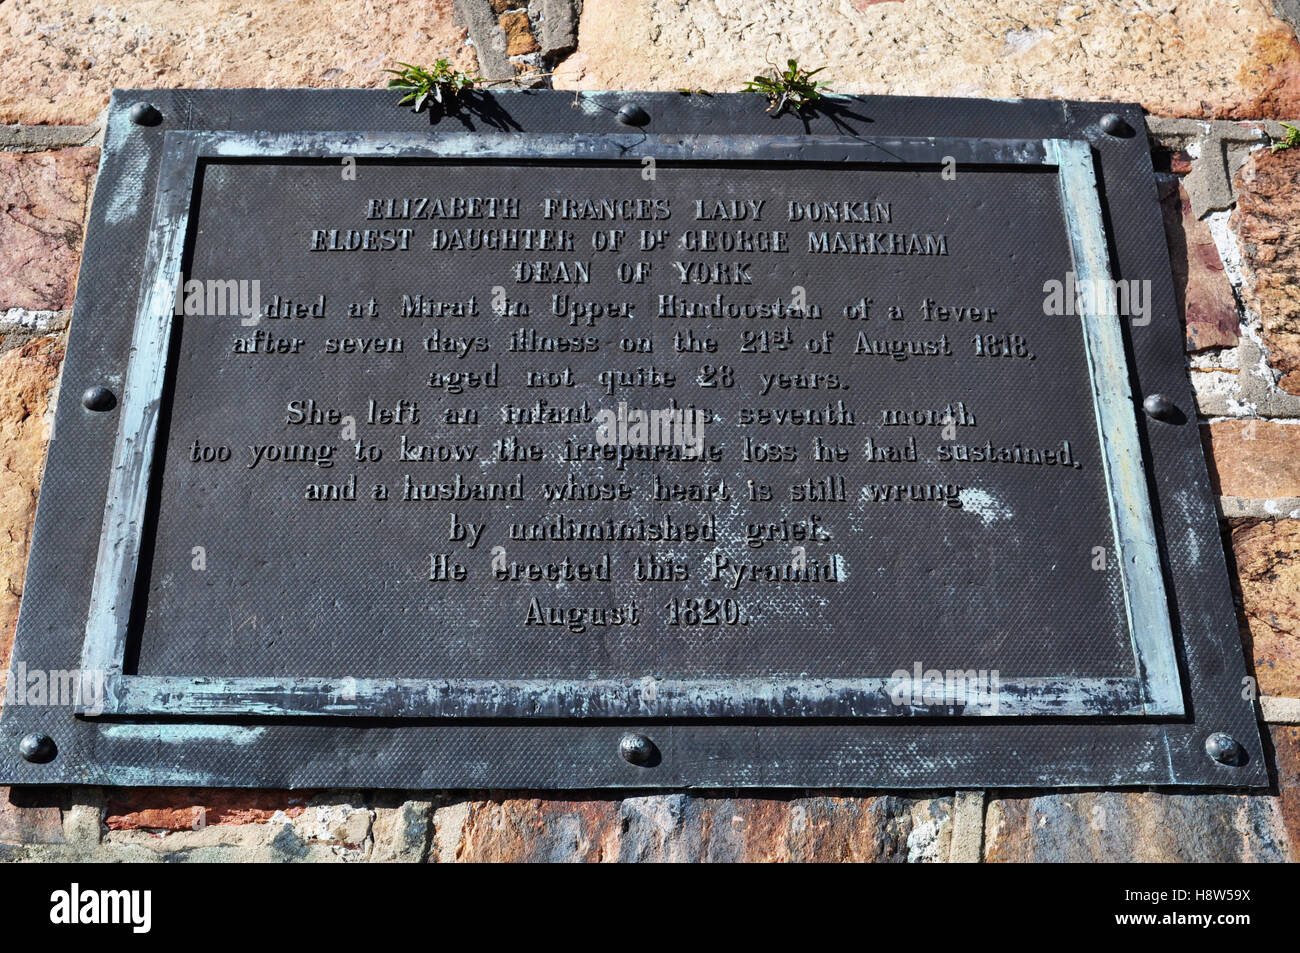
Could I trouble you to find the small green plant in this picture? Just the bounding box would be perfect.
[385,60,481,112]
[1271,122,1300,153]
[743,59,830,116]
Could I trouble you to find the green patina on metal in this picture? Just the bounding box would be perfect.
[80,130,1180,721]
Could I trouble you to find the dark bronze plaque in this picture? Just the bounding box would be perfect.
[0,90,1265,789]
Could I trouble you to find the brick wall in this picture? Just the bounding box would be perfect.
[1,0,1298,861]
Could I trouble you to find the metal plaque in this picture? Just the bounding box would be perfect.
[0,90,1266,789]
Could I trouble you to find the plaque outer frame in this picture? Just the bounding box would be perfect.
[0,90,1267,789]
[82,131,1180,721]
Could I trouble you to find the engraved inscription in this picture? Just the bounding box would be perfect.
[134,160,1131,684]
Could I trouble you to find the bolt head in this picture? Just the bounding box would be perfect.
[81,385,116,412]
[1205,732,1242,766]
[129,102,163,126]
[1099,113,1131,137]
[616,103,650,127]
[1142,393,1177,422]
[18,733,56,764]
[618,732,656,766]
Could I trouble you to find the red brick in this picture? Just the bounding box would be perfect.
[105,788,314,832]
[1231,519,1300,697]
[1233,147,1300,393]
[0,1,475,125]
[1271,724,1300,857]
[1170,149,1194,175]
[0,786,62,845]
[1160,179,1239,351]
[1202,420,1300,499]
[499,12,540,57]
[433,794,953,862]
[0,148,98,312]
[985,790,1290,861]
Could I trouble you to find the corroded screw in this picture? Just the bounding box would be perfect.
[18,733,56,764]
[81,385,116,412]
[1205,732,1242,766]
[129,102,163,126]
[618,732,656,766]
[1099,113,1131,137]
[616,103,650,127]
[1142,393,1178,422]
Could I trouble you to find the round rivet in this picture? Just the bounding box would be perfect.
[1142,393,1177,422]
[81,385,116,412]
[129,102,163,126]
[618,732,656,766]
[616,103,650,127]
[1099,113,1131,137]
[18,733,56,764]
[1205,732,1242,766]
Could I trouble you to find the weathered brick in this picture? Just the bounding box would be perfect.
[1160,178,1239,352]
[1231,519,1300,698]
[1202,420,1300,499]
[1232,147,1300,394]
[370,799,433,862]
[538,0,581,60]
[102,823,343,863]
[432,794,952,862]
[554,0,1300,120]
[105,788,313,831]
[0,148,98,312]
[100,796,371,861]
[0,787,62,845]
[0,1,475,125]
[499,11,540,57]
[985,790,1291,862]
[1271,725,1300,857]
